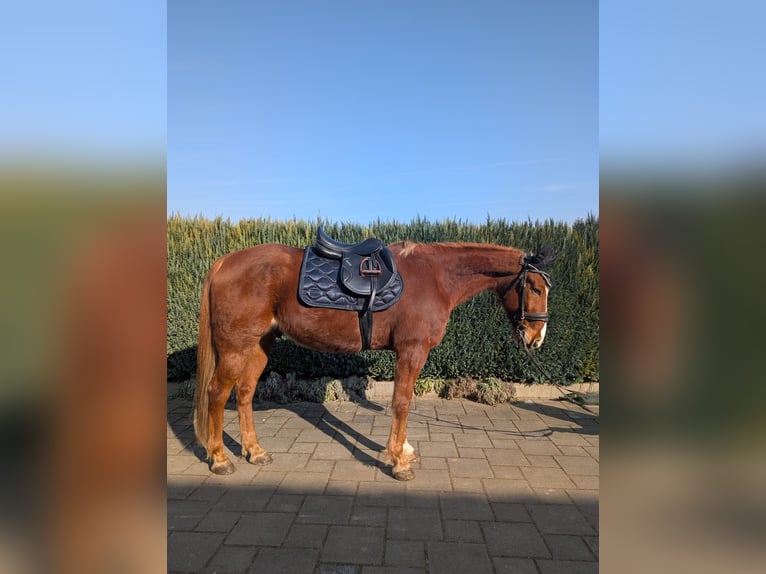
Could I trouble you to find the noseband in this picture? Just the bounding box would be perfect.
[515,260,552,327]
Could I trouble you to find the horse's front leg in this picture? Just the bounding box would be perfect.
[386,345,428,481]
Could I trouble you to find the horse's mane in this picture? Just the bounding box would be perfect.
[392,240,520,259]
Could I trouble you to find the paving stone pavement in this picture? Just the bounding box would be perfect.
[168,396,598,573]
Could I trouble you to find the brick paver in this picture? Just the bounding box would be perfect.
[167,396,598,573]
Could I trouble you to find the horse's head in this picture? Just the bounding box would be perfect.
[501,246,558,350]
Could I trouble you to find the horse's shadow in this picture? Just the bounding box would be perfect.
[512,397,599,436]
[170,386,391,476]
[247,399,387,468]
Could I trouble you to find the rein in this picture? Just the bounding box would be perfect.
[514,260,598,416]
[517,341,598,415]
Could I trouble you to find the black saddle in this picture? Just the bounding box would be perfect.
[298,227,404,349]
[314,227,386,258]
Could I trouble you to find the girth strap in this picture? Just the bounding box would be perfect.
[358,274,378,350]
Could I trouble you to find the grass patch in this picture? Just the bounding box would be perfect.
[441,376,516,405]
[414,376,448,396]
[475,377,516,406]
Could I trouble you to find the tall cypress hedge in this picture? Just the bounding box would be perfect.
[167,215,598,383]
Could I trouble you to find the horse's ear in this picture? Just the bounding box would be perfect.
[533,244,560,267]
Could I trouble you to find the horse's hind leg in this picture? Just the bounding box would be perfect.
[236,334,274,465]
[206,351,248,475]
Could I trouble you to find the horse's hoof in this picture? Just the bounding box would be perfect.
[393,468,416,481]
[251,452,273,465]
[210,460,236,475]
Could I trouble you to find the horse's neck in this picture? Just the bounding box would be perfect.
[435,244,523,308]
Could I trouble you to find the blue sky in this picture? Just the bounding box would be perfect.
[600,0,766,172]
[1,1,166,158]
[4,2,760,218]
[168,1,598,224]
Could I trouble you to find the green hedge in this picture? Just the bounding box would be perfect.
[167,215,599,383]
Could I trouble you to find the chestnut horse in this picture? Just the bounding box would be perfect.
[193,239,555,481]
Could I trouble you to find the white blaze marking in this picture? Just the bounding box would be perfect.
[538,285,549,344]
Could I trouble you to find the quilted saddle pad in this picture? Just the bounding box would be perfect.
[297,247,404,312]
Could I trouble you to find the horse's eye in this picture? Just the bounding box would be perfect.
[531,287,542,295]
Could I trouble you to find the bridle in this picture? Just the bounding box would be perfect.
[511,256,597,414]
[514,258,553,334]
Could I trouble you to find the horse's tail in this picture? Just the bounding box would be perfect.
[193,259,223,452]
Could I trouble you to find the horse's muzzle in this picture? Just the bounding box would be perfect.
[515,322,547,350]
